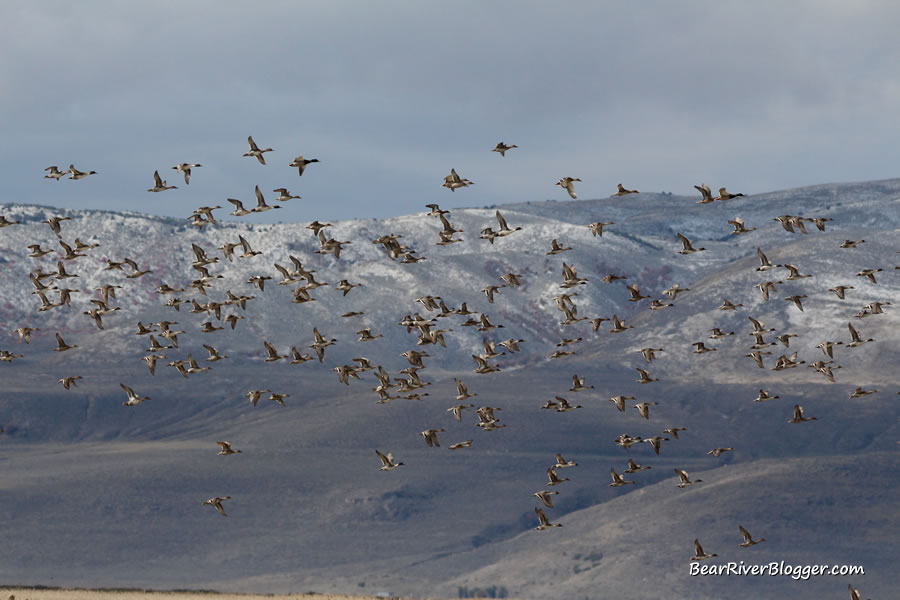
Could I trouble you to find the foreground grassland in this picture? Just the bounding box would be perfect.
[0,591,446,600]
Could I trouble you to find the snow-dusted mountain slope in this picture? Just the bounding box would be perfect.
[0,179,897,599]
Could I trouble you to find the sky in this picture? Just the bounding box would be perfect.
[4,1,900,225]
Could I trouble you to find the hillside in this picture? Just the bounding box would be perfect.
[0,180,898,598]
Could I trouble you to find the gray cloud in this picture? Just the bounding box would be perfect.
[3,1,900,223]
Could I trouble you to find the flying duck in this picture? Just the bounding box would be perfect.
[608,395,633,412]
[589,221,614,237]
[856,268,882,284]
[675,468,702,487]
[754,389,779,402]
[289,155,320,176]
[54,332,77,352]
[554,453,577,468]
[609,467,635,487]
[728,216,756,235]
[67,164,97,179]
[216,441,242,455]
[147,170,176,192]
[120,383,149,406]
[273,188,301,202]
[634,402,658,419]
[533,490,559,508]
[244,136,272,164]
[171,163,201,184]
[645,436,669,455]
[636,368,658,384]
[739,525,765,547]
[694,184,714,204]
[663,426,687,439]
[612,183,638,196]
[442,168,473,191]
[788,404,817,423]
[203,496,230,516]
[44,165,66,180]
[375,449,404,471]
[707,447,734,457]
[534,507,562,530]
[624,458,650,473]
[546,467,569,486]
[421,428,445,447]
[676,233,705,254]
[556,177,581,199]
[846,323,873,347]
[492,142,517,156]
[715,187,744,201]
[691,539,717,561]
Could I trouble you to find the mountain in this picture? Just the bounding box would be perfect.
[0,179,897,598]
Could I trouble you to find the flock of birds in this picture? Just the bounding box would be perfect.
[1,136,895,599]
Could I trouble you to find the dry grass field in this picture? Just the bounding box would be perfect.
[0,591,447,600]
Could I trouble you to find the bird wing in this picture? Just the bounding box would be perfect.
[153,170,162,187]
[191,243,207,262]
[375,450,390,466]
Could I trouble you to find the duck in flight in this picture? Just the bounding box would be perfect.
[244,136,273,164]
[289,155,320,176]
[442,168,473,191]
[609,467,635,487]
[147,170,177,192]
[788,404,817,423]
[492,142,517,157]
[44,166,67,180]
[534,507,562,530]
[171,163,201,184]
[203,496,230,516]
[674,468,702,487]
[677,233,705,254]
[120,383,149,406]
[67,164,97,180]
[612,183,638,196]
[739,525,765,547]
[691,539,717,560]
[556,177,581,199]
[375,449,404,471]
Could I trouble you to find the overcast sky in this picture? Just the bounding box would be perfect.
[4,1,900,224]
